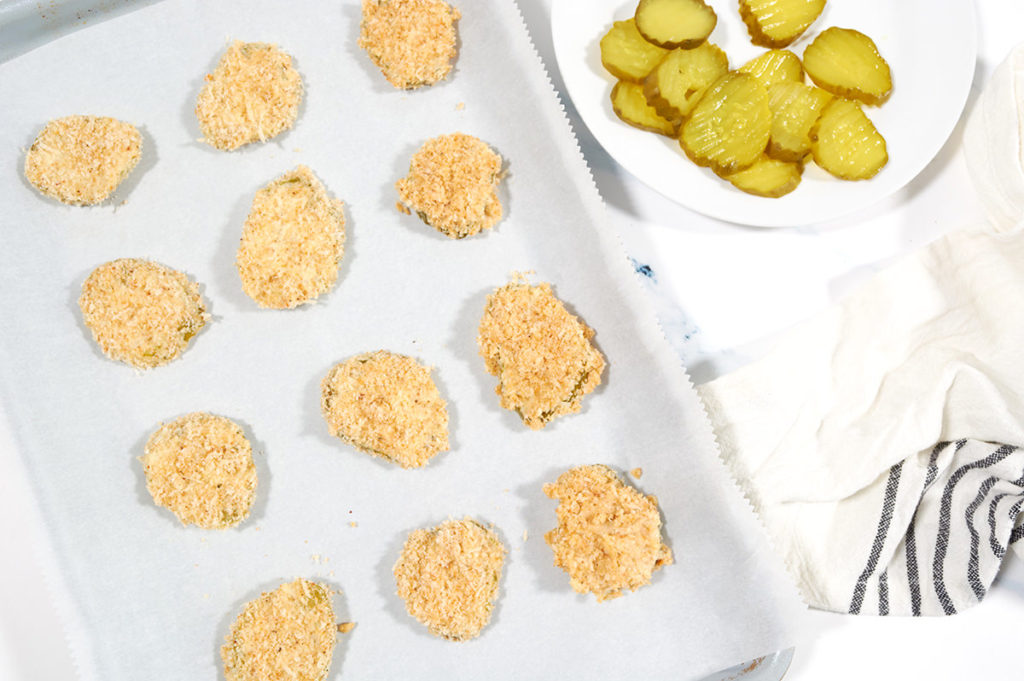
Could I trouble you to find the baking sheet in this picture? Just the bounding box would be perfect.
[0,1,805,679]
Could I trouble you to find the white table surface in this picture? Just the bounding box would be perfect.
[3,1,1024,679]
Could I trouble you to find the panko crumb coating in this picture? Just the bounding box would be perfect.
[544,465,672,601]
[394,518,506,640]
[359,0,461,89]
[142,412,257,529]
[78,258,208,369]
[478,280,605,429]
[320,351,449,468]
[236,165,346,309]
[196,41,303,151]
[222,579,337,681]
[24,115,142,205]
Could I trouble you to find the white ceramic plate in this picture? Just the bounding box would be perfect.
[551,0,977,227]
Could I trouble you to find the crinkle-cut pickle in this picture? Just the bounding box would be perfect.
[600,18,669,82]
[634,0,717,49]
[811,98,888,180]
[611,81,678,136]
[803,26,892,105]
[721,155,803,197]
[739,0,827,48]
[738,49,803,90]
[767,81,832,162]
[643,42,729,123]
[680,72,772,175]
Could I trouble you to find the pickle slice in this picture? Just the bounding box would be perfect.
[634,0,717,49]
[642,43,729,123]
[810,98,888,180]
[680,72,772,175]
[611,81,678,136]
[803,27,892,105]
[739,0,827,48]
[600,19,670,82]
[738,49,803,90]
[721,155,803,197]
[766,81,832,161]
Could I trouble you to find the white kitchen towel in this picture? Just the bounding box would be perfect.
[697,45,1024,616]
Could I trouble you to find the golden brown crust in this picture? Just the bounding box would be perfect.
[320,351,449,468]
[222,579,336,681]
[142,412,257,529]
[78,258,208,369]
[477,280,605,429]
[236,166,346,309]
[544,465,672,602]
[359,0,461,89]
[195,41,303,151]
[395,133,503,239]
[394,518,506,640]
[24,115,141,205]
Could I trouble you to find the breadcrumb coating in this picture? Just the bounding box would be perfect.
[236,165,346,309]
[24,115,141,205]
[394,518,505,640]
[359,0,461,89]
[78,258,208,369]
[477,280,605,429]
[320,351,449,468]
[142,412,256,529]
[544,465,672,602]
[222,579,336,681]
[196,41,303,151]
[396,133,503,239]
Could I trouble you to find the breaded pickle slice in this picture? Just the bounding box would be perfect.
[721,155,802,197]
[767,81,832,161]
[803,27,892,105]
[643,43,729,122]
[680,72,772,175]
[600,19,669,82]
[611,81,678,136]
[739,0,827,48]
[634,0,717,49]
[738,49,803,90]
[811,98,888,180]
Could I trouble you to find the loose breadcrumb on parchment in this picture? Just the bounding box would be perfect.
[359,0,461,89]
[221,579,337,681]
[320,351,449,468]
[195,41,303,151]
[24,115,141,205]
[477,279,605,429]
[396,132,504,238]
[142,412,257,529]
[394,518,506,640]
[544,465,672,602]
[78,258,208,369]
[236,165,346,309]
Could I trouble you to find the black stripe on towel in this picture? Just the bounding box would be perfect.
[966,476,1001,601]
[849,462,903,614]
[933,443,1016,615]
[907,442,947,616]
[986,473,1024,558]
[877,570,889,616]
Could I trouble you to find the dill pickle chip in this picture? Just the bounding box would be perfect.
[634,0,717,49]
[803,27,892,105]
[680,72,772,175]
[642,43,729,122]
[721,155,803,197]
[611,81,678,136]
[738,49,804,90]
[811,98,888,180]
[600,19,670,82]
[766,81,832,161]
[739,0,827,48]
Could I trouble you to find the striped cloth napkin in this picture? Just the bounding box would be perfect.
[697,45,1024,616]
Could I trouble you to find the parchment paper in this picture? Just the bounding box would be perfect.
[0,1,805,678]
